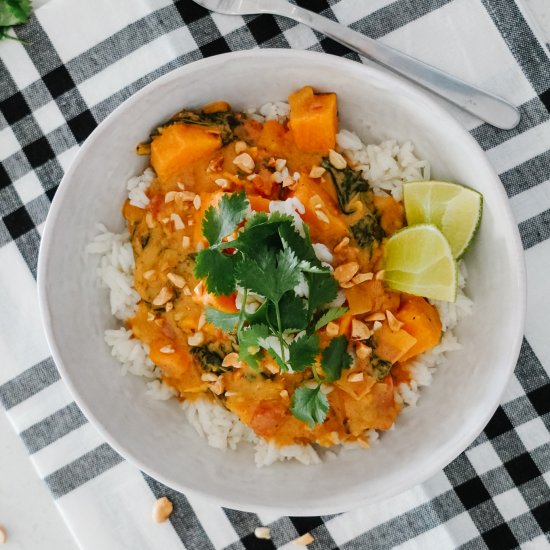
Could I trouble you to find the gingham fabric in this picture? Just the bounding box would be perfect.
[0,0,549,548]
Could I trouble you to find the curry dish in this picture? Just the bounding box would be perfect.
[122,86,442,449]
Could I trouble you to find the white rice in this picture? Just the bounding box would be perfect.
[89,102,471,467]
[337,131,430,202]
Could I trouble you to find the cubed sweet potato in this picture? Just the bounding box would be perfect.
[288,86,338,153]
[372,324,417,364]
[150,123,221,180]
[345,280,400,316]
[396,296,442,362]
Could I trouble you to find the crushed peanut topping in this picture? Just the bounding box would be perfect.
[152,497,173,523]
[333,262,359,284]
[167,272,186,288]
[309,165,326,178]
[254,527,271,540]
[235,140,248,154]
[152,286,173,306]
[351,319,371,340]
[333,236,350,253]
[328,149,347,169]
[187,331,205,346]
[386,310,404,332]
[292,533,314,546]
[233,152,255,174]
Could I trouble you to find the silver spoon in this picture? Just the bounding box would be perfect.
[193,0,520,130]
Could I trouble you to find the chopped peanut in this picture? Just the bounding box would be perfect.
[152,497,173,523]
[167,272,186,288]
[333,236,350,253]
[233,152,255,173]
[222,352,240,368]
[352,272,373,284]
[293,533,314,546]
[255,527,271,540]
[152,286,173,306]
[309,165,326,178]
[187,331,204,346]
[235,140,248,154]
[351,319,371,340]
[334,261,359,283]
[329,149,346,169]
[386,310,404,332]
[356,342,372,359]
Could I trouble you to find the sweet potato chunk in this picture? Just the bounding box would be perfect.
[345,280,400,316]
[150,124,221,180]
[396,296,442,362]
[289,86,338,153]
[373,324,418,364]
[291,174,349,245]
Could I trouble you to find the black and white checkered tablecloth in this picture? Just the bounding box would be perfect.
[0,0,549,548]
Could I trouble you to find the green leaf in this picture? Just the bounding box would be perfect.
[288,334,320,372]
[306,272,339,316]
[278,222,319,265]
[0,0,31,26]
[230,212,294,255]
[314,307,349,331]
[267,347,287,371]
[321,335,353,382]
[194,248,236,296]
[205,307,240,332]
[238,324,269,369]
[235,247,301,303]
[245,300,269,326]
[268,292,308,331]
[290,385,329,428]
[202,191,248,246]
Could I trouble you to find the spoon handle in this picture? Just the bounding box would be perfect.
[273,2,519,129]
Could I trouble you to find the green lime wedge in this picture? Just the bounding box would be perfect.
[384,224,458,302]
[403,180,483,259]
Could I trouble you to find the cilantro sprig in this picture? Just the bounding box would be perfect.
[195,192,352,427]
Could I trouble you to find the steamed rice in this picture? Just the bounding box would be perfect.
[88,102,472,467]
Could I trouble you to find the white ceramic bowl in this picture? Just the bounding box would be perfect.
[38,49,525,515]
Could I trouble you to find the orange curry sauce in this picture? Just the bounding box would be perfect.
[123,87,442,448]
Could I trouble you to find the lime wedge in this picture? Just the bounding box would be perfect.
[403,180,482,259]
[384,224,457,302]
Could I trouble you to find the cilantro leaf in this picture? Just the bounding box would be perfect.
[288,334,320,372]
[230,212,294,255]
[235,247,301,303]
[267,347,287,371]
[202,191,248,246]
[195,248,236,296]
[290,385,329,428]
[314,307,349,331]
[278,222,319,265]
[321,335,353,382]
[306,272,338,316]
[0,0,31,26]
[245,301,269,326]
[238,324,269,369]
[205,307,240,332]
[268,292,308,331]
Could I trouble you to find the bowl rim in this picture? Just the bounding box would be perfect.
[37,48,526,515]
